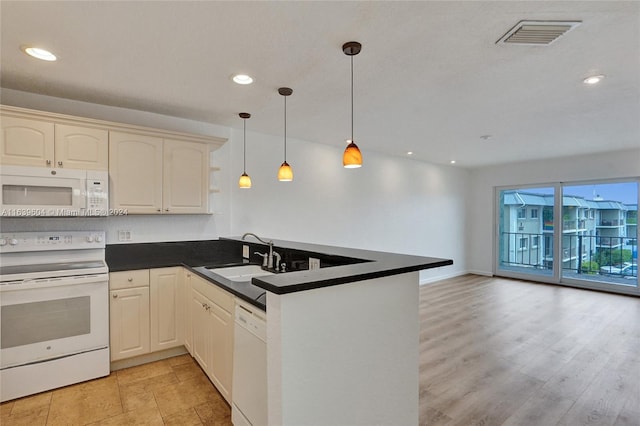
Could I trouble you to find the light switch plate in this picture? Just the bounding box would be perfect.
[118,230,132,242]
[309,257,320,270]
[242,245,249,259]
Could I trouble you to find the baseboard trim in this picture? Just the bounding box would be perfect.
[419,270,493,285]
[110,346,188,371]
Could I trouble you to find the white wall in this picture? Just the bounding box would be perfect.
[229,128,468,282]
[1,90,468,281]
[467,148,640,275]
[0,90,232,243]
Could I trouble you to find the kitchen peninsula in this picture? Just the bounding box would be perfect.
[106,237,452,425]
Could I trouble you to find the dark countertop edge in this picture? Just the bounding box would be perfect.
[222,237,454,295]
[252,259,453,294]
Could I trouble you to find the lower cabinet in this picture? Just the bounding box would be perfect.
[190,274,234,403]
[150,267,184,352]
[109,267,183,361]
[109,267,234,404]
[110,286,150,361]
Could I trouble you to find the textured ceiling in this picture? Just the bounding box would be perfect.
[1,1,638,167]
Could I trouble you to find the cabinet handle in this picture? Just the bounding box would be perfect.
[46,160,52,165]
[127,278,133,282]
[157,209,161,212]
[57,161,63,166]
[112,293,118,298]
[165,208,169,212]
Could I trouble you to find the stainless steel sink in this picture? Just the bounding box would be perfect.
[206,264,274,282]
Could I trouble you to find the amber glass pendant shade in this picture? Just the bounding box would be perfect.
[342,41,363,169]
[277,161,293,181]
[238,172,252,188]
[343,141,362,168]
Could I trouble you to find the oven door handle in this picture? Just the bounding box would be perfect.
[0,274,109,292]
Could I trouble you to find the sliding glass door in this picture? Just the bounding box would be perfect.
[496,180,638,295]
[497,186,555,279]
[561,182,637,289]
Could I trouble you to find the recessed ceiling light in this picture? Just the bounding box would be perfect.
[406,151,413,155]
[583,75,604,85]
[450,160,456,164]
[232,74,254,85]
[21,46,56,61]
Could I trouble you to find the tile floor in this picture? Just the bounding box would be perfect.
[0,354,232,425]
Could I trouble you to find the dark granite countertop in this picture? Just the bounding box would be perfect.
[106,237,453,310]
[221,237,453,295]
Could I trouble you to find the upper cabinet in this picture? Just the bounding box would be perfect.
[55,124,108,170]
[109,132,164,214]
[163,139,209,214]
[0,116,108,170]
[110,132,211,214]
[1,105,226,215]
[0,116,54,167]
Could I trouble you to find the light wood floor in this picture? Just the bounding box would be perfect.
[420,275,640,426]
[2,275,639,425]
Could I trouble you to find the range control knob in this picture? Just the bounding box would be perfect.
[86,236,95,243]
[9,238,18,246]
[0,238,7,246]
[95,235,103,243]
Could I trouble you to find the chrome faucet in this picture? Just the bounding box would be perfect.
[242,233,274,269]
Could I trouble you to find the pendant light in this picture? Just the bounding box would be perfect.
[238,112,252,189]
[277,87,294,181]
[342,41,363,168]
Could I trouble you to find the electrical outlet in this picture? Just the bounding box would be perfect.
[118,230,132,242]
[242,245,249,259]
[309,257,320,270]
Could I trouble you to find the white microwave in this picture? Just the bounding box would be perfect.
[0,165,108,217]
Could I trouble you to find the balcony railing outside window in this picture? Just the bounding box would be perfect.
[501,232,637,280]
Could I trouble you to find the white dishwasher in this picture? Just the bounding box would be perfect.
[232,299,267,426]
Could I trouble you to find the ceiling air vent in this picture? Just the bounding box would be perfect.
[496,20,581,45]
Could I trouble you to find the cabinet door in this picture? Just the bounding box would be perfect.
[183,270,193,354]
[163,139,209,214]
[150,267,183,352]
[110,287,150,361]
[109,131,163,213]
[208,301,233,403]
[191,288,212,372]
[54,124,108,170]
[0,116,54,167]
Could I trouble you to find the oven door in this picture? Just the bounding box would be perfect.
[0,275,109,369]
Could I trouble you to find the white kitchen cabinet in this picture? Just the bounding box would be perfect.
[163,139,210,214]
[109,132,164,214]
[183,270,194,354]
[150,267,184,352]
[191,287,213,373]
[0,116,108,169]
[109,286,150,361]
[54,124,108,170]
[109,132,210,214]
[190,274,234,403]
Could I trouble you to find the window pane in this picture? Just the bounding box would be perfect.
[498,187,554,277]
[562,182,638,287]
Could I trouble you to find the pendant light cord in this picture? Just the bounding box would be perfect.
[351,54,354,142]
[243,119,247,173]
[284,96,287,162]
